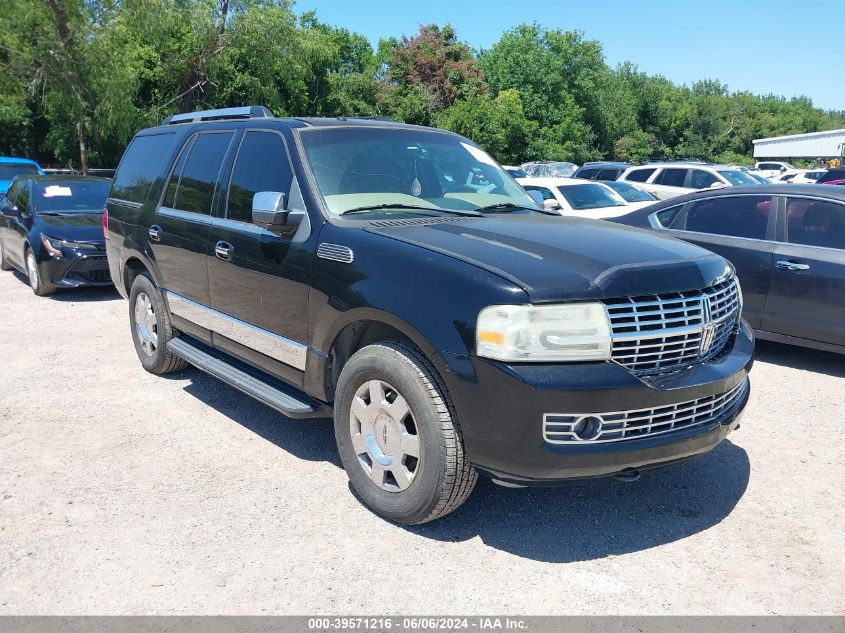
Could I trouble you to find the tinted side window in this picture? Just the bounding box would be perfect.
[164,136,195,208]
[11,181,30,215]
[785,198,845,250]
[173,132,234,215]
[625,168,655,183]
[227,131,293,223]
[656,168,688,187]
[688,169,720,189]
[656,205,684,228]
[684,196,772,239]
[112,133,175,204]
[597,168,621,180]
[577,168,598,180]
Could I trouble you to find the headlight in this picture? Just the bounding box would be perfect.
[40,234,64,257]
[476,303,612,362]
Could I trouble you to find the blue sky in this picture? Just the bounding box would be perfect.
[296,0,843,112]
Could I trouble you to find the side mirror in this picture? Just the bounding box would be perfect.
[1,204,20,218]
[543,199,561,211]
[526,190,544,206]
[252,191,303,232]
[709,182,726,189]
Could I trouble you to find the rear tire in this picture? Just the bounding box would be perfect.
[0,241,12,271]
[26,249,55,296]
[128,273,188,375]
[334,341,477,524]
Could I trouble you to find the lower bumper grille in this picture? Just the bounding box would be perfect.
[543,379,748,444]
[67,256,111,283]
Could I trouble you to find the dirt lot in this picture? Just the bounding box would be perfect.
[0,270,842,615]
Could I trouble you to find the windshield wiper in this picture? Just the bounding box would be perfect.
[339,203,481,217]
[473,202,557,215]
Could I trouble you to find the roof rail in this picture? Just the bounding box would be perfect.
[161,106,273,126]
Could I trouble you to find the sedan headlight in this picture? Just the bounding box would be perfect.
[40,234,64,257]
[476,303,612,362]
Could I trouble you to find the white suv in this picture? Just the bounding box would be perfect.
[753,161,795,179]
[619,162,760,200]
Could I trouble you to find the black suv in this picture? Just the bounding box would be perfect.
[105,106,753,524]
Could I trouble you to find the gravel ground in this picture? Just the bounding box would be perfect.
[0,270,842,615]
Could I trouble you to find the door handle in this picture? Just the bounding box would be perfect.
[215,241,234,261]
[776,260,810,271]
[148,225,162,241]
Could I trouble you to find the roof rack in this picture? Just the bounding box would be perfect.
[161,106,273,126]
[645,158,708,165]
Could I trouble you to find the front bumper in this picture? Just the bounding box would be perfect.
[39,247,112,288]
[440,320,754,485]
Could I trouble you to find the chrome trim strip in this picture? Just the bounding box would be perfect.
[543,379,748,445]
[212,217,272,236]
[317,243,354,263]
[165,291,307,371]
[157,207,213,225]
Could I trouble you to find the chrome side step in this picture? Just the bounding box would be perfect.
[167,337,324,419]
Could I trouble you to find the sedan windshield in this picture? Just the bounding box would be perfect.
[718,170,760,186]
[558,183,627,210]
[34,180,111,213]
[299,127,538,215]
[0,163,39,180]
[602,181,656,202]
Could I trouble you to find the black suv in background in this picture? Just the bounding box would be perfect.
[106,106,753,524]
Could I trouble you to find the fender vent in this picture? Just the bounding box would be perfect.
[317,243,354,263]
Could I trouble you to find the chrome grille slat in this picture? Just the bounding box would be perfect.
[543,379,748,444]
[604,277,740,376]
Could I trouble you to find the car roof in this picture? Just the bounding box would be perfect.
[15,174,111,184]
[578,161,629,167]
[519,176,609,188]
[633,162,738,170]
[646,184,845,209]
[0,157,41,166]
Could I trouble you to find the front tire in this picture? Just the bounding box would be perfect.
[26,249,55,296]
[128,273,188,375]
[334,341,477,524]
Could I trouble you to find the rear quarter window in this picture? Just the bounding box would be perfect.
[111,133,176,204]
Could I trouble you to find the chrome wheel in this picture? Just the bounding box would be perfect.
[26,252,39,291]
[134,292,158,356]
[349,379,420,492]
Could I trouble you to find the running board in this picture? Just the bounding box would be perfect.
[167,337,325,419]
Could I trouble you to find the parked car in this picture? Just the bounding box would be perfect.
[571,161,630,181]
[0,175,112,296]
[517,177,653,219]
[105,106,752,524]
[816,167,845,183]
[619,162,761,200]
[502,165,527,179]
[612,185,845,354]
[0,157,44,194]
[790,169,827,184]
[520,161,579,178]
[599,180,658,204]
[753,161,795,179]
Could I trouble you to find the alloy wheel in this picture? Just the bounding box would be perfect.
[134,292,159,356]
[349,379,420,492]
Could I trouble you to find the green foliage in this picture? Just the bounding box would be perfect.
[0,8,842,170]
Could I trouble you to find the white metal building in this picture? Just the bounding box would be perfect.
[753,129,845,159]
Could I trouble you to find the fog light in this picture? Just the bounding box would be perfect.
[572,415,603,441]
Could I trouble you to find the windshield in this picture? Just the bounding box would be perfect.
[299,127,537,216]
[34,180,111,213]
[602,181,656,202]
[0,163,39,180]
[718,170,760,186]
[558,183,627,210]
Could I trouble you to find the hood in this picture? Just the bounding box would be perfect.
[365,215,731,303]
[36,212,105,243]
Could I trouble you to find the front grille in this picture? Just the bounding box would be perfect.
[67,256,111,283]
[604,277,740,376]
[543,378,748,444]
